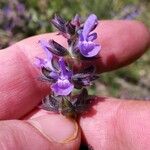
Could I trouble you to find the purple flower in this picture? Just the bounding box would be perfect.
[51,58,74,96]
[35,40,74,96]
[78,14,101,57]
[36,14,102,118]
[35,40,55,71]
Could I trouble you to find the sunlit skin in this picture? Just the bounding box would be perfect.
[0,20,149,150]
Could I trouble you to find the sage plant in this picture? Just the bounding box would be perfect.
[35,14,101,118]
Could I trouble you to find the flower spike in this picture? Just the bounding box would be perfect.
[35,14,101,118]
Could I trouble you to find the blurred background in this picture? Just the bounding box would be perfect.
[0,0,150,100]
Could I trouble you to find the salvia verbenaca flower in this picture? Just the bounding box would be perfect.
[36,40,74,96]
[78,14,101,57]
[51,58,74,96]
[36,14,101,118]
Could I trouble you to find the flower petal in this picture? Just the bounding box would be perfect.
[59,58,67,76]
[34,57,46,68]
[87,33,97,41]
[82,14,97,40]
[85,45,101,57]
[49,71,59,80]
[39,39,52,60]
[79,41,101,57]
[38,40,57,71]
[58,57,72,78]
[51,79,74,96]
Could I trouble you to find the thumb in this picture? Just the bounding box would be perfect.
[0,115,81,150]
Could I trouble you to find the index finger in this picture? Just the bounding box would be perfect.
[0,20,149,119]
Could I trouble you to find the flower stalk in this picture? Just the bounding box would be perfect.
[35,14,101,118]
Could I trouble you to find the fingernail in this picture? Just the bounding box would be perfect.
[28,114,78,143]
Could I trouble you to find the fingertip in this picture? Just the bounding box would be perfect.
[133,20,150,47]
[95,20,150,72]
[28,114,81,149]
[0,116,81,150]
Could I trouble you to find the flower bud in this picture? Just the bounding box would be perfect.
[48,40,68,56]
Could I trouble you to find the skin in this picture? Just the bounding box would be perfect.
[0,20,149,150]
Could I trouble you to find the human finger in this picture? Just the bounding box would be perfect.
[0,114,80,150]
[79,98,150,150]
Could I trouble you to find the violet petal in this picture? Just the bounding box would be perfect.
[82,14,97,40]
[58,57,72,78]
[59,58,67,77]
[39,40,52,60]
[87,33,97,41]
[38,40,56,71]
[49,72,59,80]
[35,57,46,68]
[79,41,101,57]
[51,79,74,96]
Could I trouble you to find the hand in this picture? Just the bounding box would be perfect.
[0,20,149,150]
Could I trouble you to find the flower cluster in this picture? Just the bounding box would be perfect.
[36,14,101,118]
